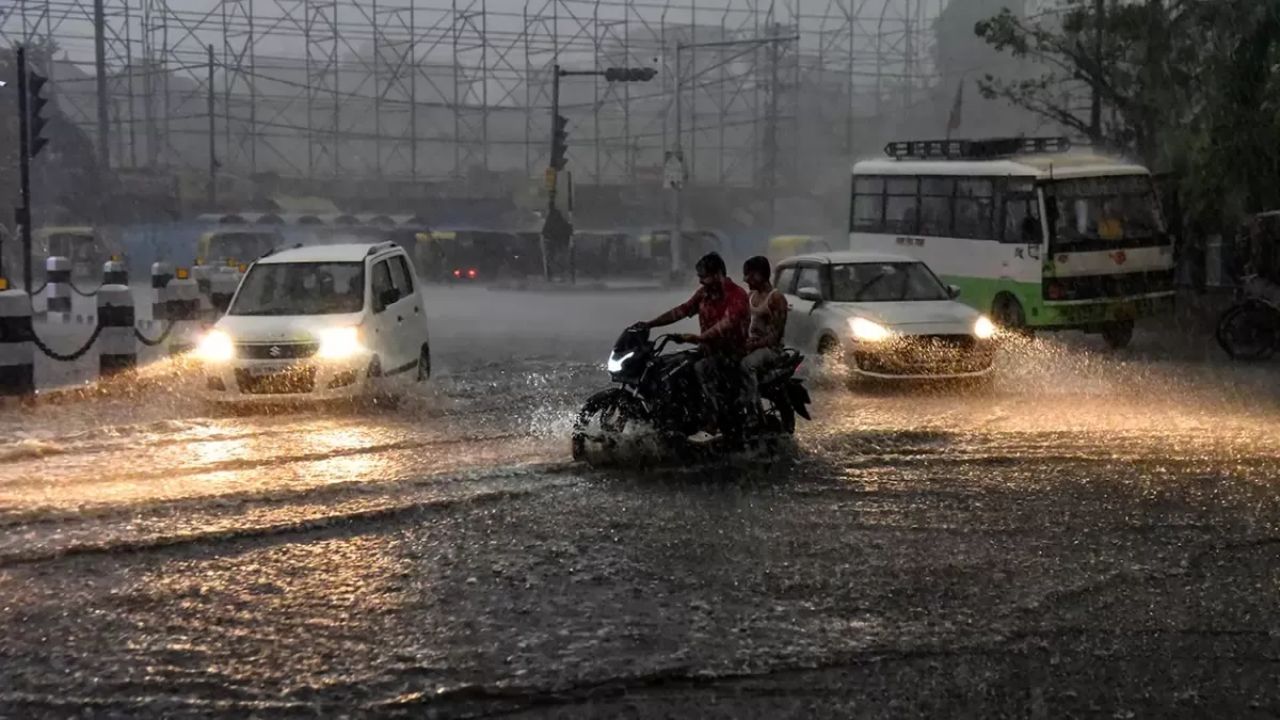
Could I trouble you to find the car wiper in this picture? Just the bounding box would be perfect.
[853,272,892,301]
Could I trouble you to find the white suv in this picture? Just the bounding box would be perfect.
[196,242,431,402]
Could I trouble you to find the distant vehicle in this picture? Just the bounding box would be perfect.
[196,228,284,268]
[850,136,1175,349]
[195,242,431,403]
[414,229,538,282]
[767,235,831,264]
[636,229,724,275]
[776,251,997,382]
[27,227,117,283]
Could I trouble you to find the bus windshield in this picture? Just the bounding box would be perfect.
[829,262,951,302]
[230,262,364,316]
[1046,176,1165,251]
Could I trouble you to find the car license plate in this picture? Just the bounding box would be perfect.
[247,364,288,377]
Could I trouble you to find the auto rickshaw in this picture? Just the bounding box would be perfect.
[767,234,831,263]
[196,228,284,267]
[36,227,114,282]
[411,228,530,282]
[636,229,724,275]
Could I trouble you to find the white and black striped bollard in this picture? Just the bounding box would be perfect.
[102,258,128,286]
[168,269,201,355]
[44,256,73,323]
[0,289,35,397]
[151,261,173,328]
[97,285,136,377]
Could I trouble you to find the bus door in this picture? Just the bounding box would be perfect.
[998,178,1044,285]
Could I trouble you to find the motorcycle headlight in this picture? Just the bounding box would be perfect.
[195,329,235,363]
[607,351,635,373]
[316,326,364,360]
[849,317,892,343]
[973,315,997,340]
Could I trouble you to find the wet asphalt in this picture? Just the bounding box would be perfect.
[2,286,1280,718]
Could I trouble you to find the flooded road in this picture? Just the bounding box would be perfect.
[3,287,1280,717]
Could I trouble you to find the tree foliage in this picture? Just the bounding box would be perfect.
[975,0,1280,228]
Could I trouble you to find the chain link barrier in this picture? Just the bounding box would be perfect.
[133,320,176,347]
[31,318,104,362]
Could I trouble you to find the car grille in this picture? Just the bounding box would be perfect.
[854,335,992,376]
[236,342,318,360]
[235,366,317,394]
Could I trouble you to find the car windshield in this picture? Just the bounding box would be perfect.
[229,261,364,316]
[208,233,279,263]
[829,262,951,302]
[1046,175,1166,251]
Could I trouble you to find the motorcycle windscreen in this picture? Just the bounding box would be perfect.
[614,325,650,354]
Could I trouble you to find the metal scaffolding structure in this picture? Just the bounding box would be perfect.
[2,0,946,190]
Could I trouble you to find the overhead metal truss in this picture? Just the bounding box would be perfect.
[2,0,946,188]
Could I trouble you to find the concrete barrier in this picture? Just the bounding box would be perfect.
[0,290,34,397]
[97,285,136,376]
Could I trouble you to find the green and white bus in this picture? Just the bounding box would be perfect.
[849,137,1175,348]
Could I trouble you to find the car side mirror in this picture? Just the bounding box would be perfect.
[948,284,962,299]
[797,286,823,303]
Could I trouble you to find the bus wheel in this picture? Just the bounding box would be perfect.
[992,295,1031,336]
[1100,320,1134,350]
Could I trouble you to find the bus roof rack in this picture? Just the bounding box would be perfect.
[884,136,1072,160]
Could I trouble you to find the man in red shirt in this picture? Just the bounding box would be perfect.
[640,252,749,441]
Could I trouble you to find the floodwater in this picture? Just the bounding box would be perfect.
[3,286,1280,717]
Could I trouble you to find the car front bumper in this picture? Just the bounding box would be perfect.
[199,354,375,403]
[847,335,995,380]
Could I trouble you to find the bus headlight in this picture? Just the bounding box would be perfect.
[195,330,235,363]
[850,317,892,343]
[973,315,997,340]
[316,326,364,360]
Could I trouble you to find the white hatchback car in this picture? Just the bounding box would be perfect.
[777,252,997,380]
[196,242,431,402]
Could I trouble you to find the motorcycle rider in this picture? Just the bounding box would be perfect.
[740,256,788,427]
[639,252,749,442]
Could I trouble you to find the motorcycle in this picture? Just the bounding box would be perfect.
[1217,296,1280,361]
[572,324,811,460]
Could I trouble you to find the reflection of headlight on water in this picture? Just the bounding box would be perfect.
[607,351,634,373]
[316,327,364,360]
[849,317,892,342]
[195,330,235,363]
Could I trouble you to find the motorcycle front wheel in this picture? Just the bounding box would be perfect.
[572,388,648,460]
[1217,301,1280,361]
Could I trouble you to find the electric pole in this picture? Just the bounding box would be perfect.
[94,0,110,173]
[207,44,218,209]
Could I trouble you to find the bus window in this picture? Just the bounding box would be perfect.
[919,178,955,237]
[852,177,885,233]
[955,179,994,240]
[885,178,919,235]
[1002,192,1042,244]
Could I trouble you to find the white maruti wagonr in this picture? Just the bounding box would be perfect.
[777,252,997,381]
[195,242,431,402]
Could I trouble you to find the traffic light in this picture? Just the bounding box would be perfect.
[550,114,569,170]
[26,70,50,158]
[604,67,657,82]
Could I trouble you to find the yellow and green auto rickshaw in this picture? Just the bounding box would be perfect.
[196,228,284,267]
[767,234,831,264]
[35,227,115,281]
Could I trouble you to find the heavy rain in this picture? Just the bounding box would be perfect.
[4,0,1280,717]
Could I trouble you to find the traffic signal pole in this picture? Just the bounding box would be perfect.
[542,64,655,284]
[16,46,33,292]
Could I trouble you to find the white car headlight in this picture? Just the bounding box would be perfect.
[850,317,892,343]
[316,326,364,360]
[607,351,634,373]
[195,329,235,363]
[973,315,997,340]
